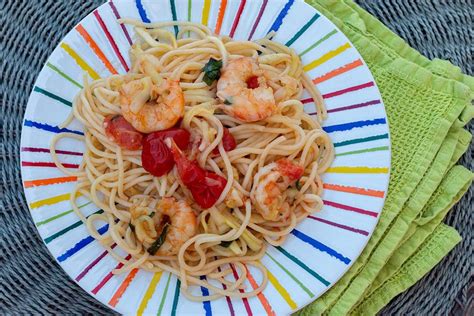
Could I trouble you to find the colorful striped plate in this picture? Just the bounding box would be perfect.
[20,0,391,314]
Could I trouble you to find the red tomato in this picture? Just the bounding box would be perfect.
[189,172,227,209]
[171,143,227,209]
[147,128,190,149]
[212,128,237,154]
[246,76,259,89]
[142,137,173,177]
[142,128,190,177]
[104,115,143,150]
[276,158,304,181]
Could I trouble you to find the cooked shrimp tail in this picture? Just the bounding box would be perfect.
[251,158,304,221]
[120,77,184,133]
[216,57,276,122]
[154,197,198,256]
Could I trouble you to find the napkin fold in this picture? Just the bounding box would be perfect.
[299,1,474,314]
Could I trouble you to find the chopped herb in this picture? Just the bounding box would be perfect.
[295,179,302,190]
[147,223,169,255]
[257,50,263,56]
[129,223,135,232]
[149,211,155,218]
[220,240,234,248]
[224,98,232,105]
[202,58,223,86]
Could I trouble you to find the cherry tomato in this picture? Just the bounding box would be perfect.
[104,115,143,150]
[147,128,190,149]
[276,158,304,181]
[246,76,259,89]
[189,172,227,209]
[212,128,237,154]
[142,128,190,177]
[171,142,227,209]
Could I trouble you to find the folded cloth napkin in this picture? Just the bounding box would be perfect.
[298,0,474,314]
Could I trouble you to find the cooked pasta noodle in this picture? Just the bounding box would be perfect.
[51,20,334,301]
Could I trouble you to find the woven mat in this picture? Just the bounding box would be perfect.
[1,0,472,314]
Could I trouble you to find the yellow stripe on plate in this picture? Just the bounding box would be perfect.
[266,267,297,310]
[137,271,163,316]
[304,43,351,72]
[60,43,100,80]
[201,0,212,26]
[29,192,82,209]
[326,166,389,174]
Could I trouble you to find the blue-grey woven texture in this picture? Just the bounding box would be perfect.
[0,0,472,314]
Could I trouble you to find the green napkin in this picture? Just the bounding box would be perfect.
[297,1,474,314]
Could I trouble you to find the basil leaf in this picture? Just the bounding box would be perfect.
[147,223,169,255]
[149,211,155,218]
[220,240,233,248]
[295,179,302,190]
[202,58,223,86]
[203,57,222,73]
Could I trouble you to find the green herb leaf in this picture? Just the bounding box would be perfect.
[202,58,223,86]
[220,240,234,248]
[295,179,302,190]
[147,223,169,255]
[129,223,135,232]
[149,211,155,218]
[224,98,232,105]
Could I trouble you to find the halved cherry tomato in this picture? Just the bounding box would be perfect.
[276,158,304,181]
[188,172,227,209]
[171,142,227,209]
[246,76,259,89]
[142,128,190,177]
[212,128,237,154]
[104,115,143,150]
[147,128,191,149]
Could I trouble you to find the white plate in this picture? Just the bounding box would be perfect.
[20,0,391,314]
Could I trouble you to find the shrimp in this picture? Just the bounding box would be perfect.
[119,76,184,133]
[154,197,198,256]
[217,57,276,122]
[251,159,304,221]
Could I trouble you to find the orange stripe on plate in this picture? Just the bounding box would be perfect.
[109,268,139,307]
[313,59,363,84]
[323,183,385,198]
[24,176,77,188]
[214,0,228,34]
[246,265,275,316]
[76,24,118,74]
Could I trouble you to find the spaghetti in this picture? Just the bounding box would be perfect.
[51,20,334,301]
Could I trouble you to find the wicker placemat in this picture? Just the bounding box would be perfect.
[1,0,472,314]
